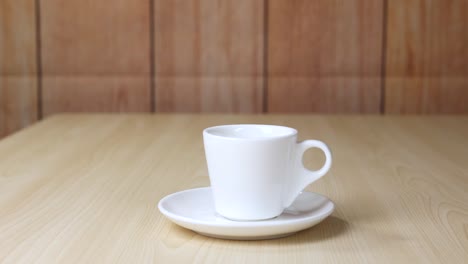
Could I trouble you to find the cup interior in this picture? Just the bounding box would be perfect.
[204,124,296,139]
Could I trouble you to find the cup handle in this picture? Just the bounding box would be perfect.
[284,140,332,207]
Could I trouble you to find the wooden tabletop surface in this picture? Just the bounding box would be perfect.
[0,114,467,263]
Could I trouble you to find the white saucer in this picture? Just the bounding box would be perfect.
[158,187,334,240]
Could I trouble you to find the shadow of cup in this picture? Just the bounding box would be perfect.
[282,215,349,244]
[169,215,349,244]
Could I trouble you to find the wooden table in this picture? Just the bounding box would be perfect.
[0,114,467,263]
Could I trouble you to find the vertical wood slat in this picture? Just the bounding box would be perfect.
[40,0,151,116]
[154,0,264,113]
[2,0,468,137]
[385,0,468,114]
[0,0,38,137]
[267,0,384,113]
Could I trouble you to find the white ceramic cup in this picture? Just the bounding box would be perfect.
[203,124,332,221]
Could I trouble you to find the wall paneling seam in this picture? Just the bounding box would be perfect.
[263,0,269,113]
[149,0,156,112]
[380,0,388,114]
[35,0,43,119]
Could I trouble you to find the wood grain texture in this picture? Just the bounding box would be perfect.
[40,0,151,115]
[154,0,263,112]
[0,114,467,263]
[0,0,37,75]
[268,0,383,113]
[41,77,150,115]
[0,77,37,137]
[0,0,37,137]
[385,0,468,114]
[40,0,150,75]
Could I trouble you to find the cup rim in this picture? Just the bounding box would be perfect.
[203,124,297,141]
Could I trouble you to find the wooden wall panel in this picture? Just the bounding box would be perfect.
[0,77,37,137]
[40,0,151,116]
[385,0,468,114]
[268,0,383,113]
[154,0,264,112]
[0,0,37,137]
[42,77,150,114]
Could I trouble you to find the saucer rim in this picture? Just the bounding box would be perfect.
[158,187,335,228]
